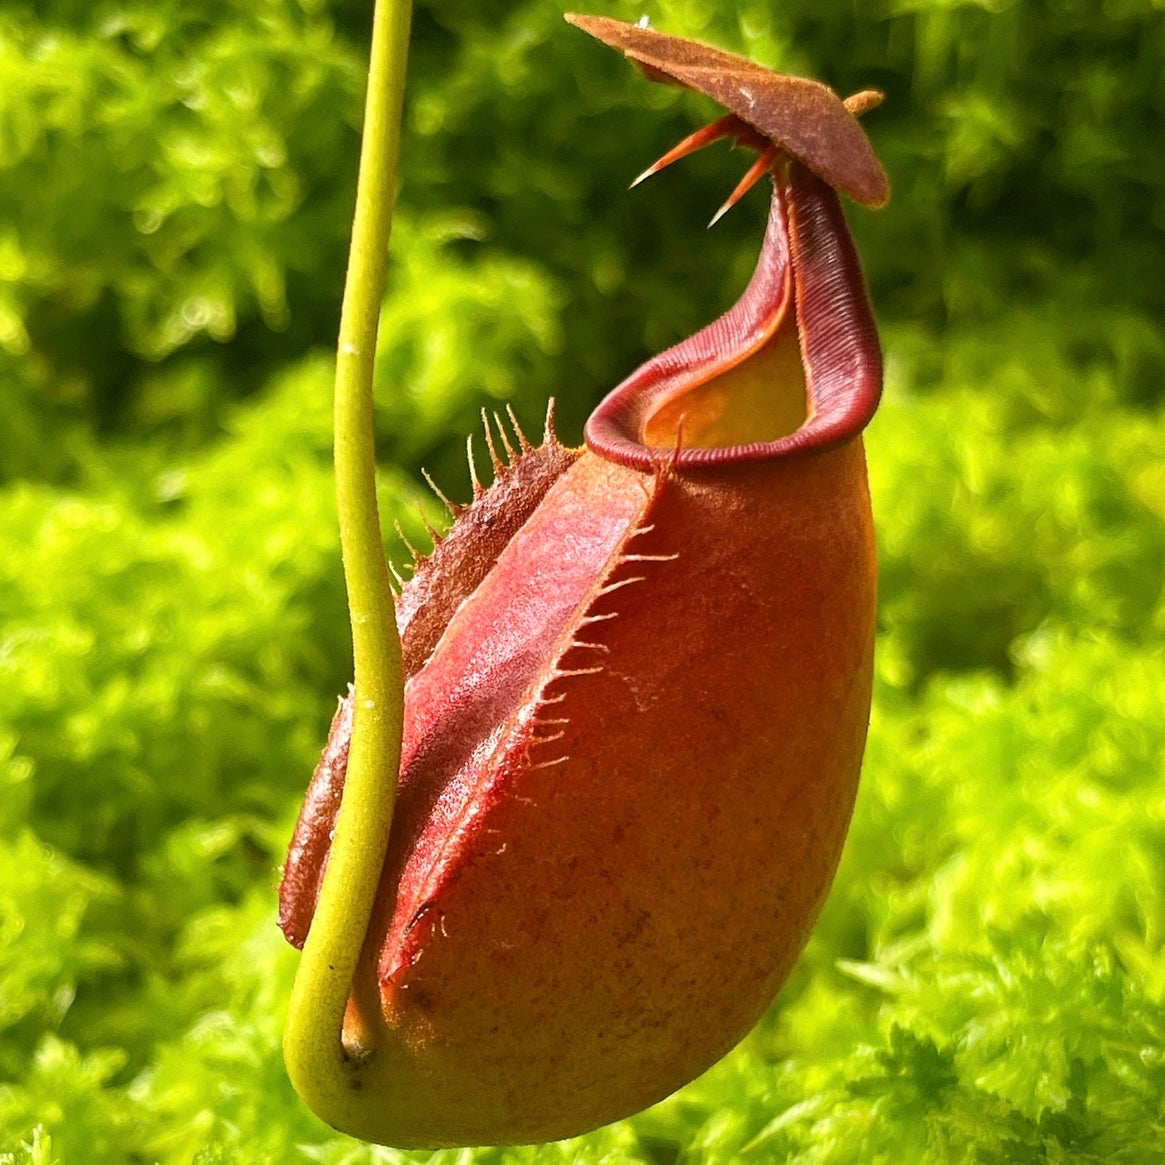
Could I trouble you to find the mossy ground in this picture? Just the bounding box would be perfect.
[2,1,1163,1161]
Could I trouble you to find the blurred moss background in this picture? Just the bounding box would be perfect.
[1,0,1163,1161]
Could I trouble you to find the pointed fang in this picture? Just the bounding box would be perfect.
[708,145,776,228]
[630,114,741,188]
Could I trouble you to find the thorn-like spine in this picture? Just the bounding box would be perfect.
[466,433,483,498]
[552,664,606,679]
[528,755,569,771]
[596,574,648,598]
[621,552,680,563]
[571,640,611,654]
[493,411,517,465]
[506,403,533,452]
[419,509,441,545]
[577,611,619,628]
[394,518,423,565]
[481,409,504,476]
[421,467,462,518]
[543,398,558,447]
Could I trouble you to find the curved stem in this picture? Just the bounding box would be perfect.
[284,0,412,1128]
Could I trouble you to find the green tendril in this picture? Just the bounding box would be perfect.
[283,0,412,1134]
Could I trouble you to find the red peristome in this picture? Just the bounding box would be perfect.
[586,163,881,469]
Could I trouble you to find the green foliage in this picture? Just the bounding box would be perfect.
[1,0,1163,1161]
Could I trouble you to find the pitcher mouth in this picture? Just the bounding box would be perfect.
[568,14,886,472]
[584,161,883,470]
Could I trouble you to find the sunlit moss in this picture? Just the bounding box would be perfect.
[1,0,1163,1160]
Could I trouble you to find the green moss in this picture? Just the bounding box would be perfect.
[1,0,1163,1160]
